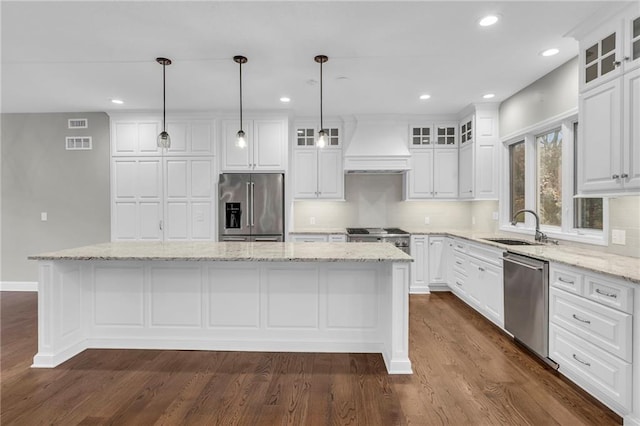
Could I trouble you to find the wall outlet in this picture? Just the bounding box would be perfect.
[471,216,476,225]
[309,216,316,225]
[424,216,430,225]
[41,212,47,221]
[611,229,626,245]
[492,211,499,221]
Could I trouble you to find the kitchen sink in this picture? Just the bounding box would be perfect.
[482,238,541,246]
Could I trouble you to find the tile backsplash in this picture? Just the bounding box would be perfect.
[292,175,640,259]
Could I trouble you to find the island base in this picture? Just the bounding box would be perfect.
[33,260,412,374]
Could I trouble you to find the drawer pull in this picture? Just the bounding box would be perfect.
[595,288,617,299]
[572,314,591,324]
[572,354,591,367]
[456,281,463,287]
[558,277,574,284]
[478,267,485,272]
[456,261,462,265]
[456,245,464,249]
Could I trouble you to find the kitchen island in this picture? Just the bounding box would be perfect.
[28,241,413,374]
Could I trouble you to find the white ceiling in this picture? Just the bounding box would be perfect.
[0,1,622,117]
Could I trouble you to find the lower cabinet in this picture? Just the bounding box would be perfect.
[410,235,429,293]
[446,238,504,328]
[428,236,447,288]
[549,263,634,415]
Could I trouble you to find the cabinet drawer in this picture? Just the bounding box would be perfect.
[584,273,634,314]
[550,265,584,295]
[452,239,467,253]
[550,288,632,362]
[452,253,467,276]
[550,324,632,414]
[290,234,328,243]
[467,242,503,267]
[450,272,467,296]
[328,234,346,243]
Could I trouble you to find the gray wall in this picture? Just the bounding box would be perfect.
[1,112,111,282]
[499,57,578,137]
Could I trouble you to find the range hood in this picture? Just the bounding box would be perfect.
[343,117,411,173]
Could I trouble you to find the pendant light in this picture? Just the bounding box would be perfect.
[156,57,172,148]
[234,55,248,149]
[314,55,329,148]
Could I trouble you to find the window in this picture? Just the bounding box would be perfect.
[509,141,525,222]
[573,122,603,230]
[502,116,606,244]
[536,128,562,227]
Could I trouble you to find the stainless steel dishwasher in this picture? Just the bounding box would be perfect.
[503,252,557,368]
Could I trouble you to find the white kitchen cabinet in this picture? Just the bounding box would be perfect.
[467,257,503,327]
[407,148,458,199]
[112,120,161,156]
[112,157,163,240]
[111,117,215,156]
[221,119,287,171]
[549,263,634,415]
[578,67,640,194]
[456,105,499,200]
[575,6,640,195]
[410,235,429,294]
[290,234,328,242]
[111,156,216,241]
[409,123,457,148]
[428,236,446,288]
[293,148,344,199]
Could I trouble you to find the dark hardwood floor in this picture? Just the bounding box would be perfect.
[1,291,621,425]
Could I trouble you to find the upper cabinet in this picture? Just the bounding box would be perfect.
[221,118,287,172]
[111,117,215,156]
[576,5,640,195]
[410,122,458,148]
[579,8,640,92]
[457,106,499,200]
[292,123,344,200]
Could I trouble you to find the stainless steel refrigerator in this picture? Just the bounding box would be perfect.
[218,173,284,242]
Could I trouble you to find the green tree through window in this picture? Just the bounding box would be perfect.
[537,129,562,226]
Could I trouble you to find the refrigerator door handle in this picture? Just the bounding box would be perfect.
[251,182,255,226]
[246,182,251,227]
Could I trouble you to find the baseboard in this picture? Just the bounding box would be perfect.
[0,281,38,292]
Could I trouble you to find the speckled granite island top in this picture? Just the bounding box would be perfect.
[29,241,413,263]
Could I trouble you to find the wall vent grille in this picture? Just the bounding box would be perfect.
[65,136,92,150]
[68,118,88,129]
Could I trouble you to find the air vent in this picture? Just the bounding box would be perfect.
[65,136,92,150]
[68,118,88,129]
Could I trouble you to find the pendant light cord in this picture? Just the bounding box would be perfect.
[239,60,243,132]
[319,59,323,132]
[162,63,166,133]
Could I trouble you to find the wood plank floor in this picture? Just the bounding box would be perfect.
[1,291,621,425]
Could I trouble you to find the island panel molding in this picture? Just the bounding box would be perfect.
[30,242,412,375]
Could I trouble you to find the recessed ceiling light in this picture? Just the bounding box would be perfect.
[419,94,431,100]
[483,93,495,99]
[111,99,124,104]
[280,97,291,103]
[541,48,560,57]
[479,15,499,27]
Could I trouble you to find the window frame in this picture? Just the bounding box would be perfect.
[499,113,608,245]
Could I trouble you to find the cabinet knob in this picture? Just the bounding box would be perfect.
[612,174,620,179]
[614,60,622,68]
[621,173,629,178]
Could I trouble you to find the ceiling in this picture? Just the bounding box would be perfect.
[0,1,623,117]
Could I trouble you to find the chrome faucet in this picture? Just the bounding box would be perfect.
[511,209,548,242]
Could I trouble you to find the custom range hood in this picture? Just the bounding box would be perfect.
[343,117,411,173]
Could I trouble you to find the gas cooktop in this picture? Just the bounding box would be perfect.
[346,227,409,236]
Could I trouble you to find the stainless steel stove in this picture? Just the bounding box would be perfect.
[346,227,410,254]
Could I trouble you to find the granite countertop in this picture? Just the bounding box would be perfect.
[405,228,640,285]
[29,241,412,263]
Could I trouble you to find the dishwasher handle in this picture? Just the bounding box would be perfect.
[503,254,545,271]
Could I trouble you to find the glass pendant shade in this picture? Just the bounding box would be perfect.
[236,129,247,148]
[317,129,327,148]
[157,131,171,149]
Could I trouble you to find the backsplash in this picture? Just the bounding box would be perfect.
[292,175,640,259]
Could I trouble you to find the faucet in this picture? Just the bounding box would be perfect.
[511,209,548,243]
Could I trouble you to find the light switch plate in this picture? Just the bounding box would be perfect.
[41,212,47,221]
[492,211,499,220]
[424,216,430,225]
[309,217,316,225]
[611,229,626,245]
